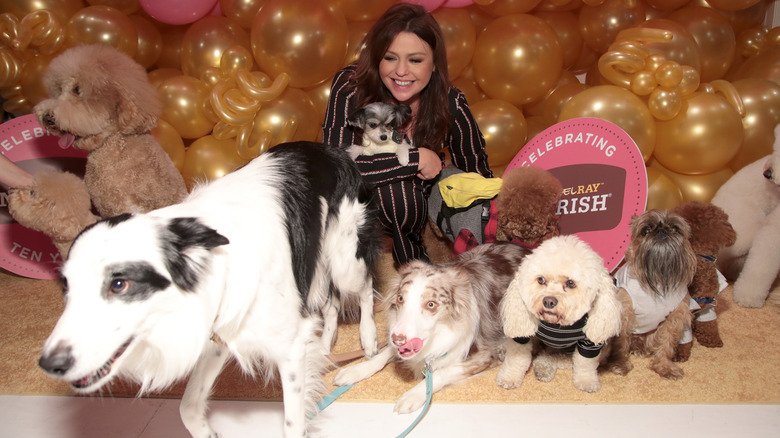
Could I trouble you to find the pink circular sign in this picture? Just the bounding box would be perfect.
[1,114,87,279]
[506,117,647,272]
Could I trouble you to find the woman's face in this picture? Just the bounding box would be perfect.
[379,31,435,111]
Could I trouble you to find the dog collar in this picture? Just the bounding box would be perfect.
[698,254,717,263]
[391,130,405,144]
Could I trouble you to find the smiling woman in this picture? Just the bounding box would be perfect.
[322,2,493,266]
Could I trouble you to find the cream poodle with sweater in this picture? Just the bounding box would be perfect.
[711,123,780,307]
[497,235,630,393]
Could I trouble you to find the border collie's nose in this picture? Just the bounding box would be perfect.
[391,333,406,346]
[39,345,74,376]
[764,168,773,181]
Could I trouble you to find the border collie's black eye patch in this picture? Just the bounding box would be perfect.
[102,262,171,302]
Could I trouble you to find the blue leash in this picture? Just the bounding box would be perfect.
[316,362,435,438]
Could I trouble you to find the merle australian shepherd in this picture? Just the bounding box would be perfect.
[334,242,529,414]
[38,142,383,437]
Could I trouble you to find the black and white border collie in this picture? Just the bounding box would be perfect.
[38,141,383,437]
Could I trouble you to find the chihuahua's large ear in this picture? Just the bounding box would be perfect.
[583,271,623,345]
[347,108,367,129]
[500,272,538,338]
[394,104,412,126]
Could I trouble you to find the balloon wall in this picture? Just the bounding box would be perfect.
[0,0,779,203]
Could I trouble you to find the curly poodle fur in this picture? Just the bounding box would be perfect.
[33,44,187,218]
[711,123,780,307]
[7,170,97,257]
[495,166,562,247]
[672,201,736,351]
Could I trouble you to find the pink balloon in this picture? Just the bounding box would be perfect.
[210,1,222,16]
[140,0,219,25]
[443,0,474,7]
[402,0,447,12]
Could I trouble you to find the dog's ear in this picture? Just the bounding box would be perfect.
[161,217,229,292]
[100,49,162,134]
[394,104,412,126]
[500,272,538,338]
[583,272,623,345]
[347,108,367,129]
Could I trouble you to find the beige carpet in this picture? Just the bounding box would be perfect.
[2,247,779,405]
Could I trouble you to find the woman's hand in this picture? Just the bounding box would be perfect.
[416,147,442,180]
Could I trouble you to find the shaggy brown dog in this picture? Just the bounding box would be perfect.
[672,201,736,357]
[32,44,187,218]
[494,166,562,247]
[615,210,697,380]
[7,170,97,257]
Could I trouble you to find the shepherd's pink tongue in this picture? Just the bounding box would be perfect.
[398,337,423,357]
[58,133,75,149]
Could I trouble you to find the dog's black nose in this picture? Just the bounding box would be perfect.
[39,345,74,376]
[543,296,558,309]
[764,168,773,181]
[41,111,56,127]
[379,134,388,141]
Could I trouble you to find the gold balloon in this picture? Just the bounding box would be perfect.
[559,85,656,161]
[19,53,54,105]
[157,24,187,69]
[729,78,780,171]
[330,0,396,22]
[433,7,476,81]
[703,0,760,11]
[220,0,265,30]
[716,0,767,37]
[654,87,744,175]
[524,115,550,145]
[151,119,186,172]
[524,69,579,117]
[252,87,319,144]
[651,160,734,203]
[305,79,332,128]
[535,0,585,12]
[542,82,589,126]
[579,0,647,54]
[158,75,217,139]
[86,0,141,15]
[631,70,658,96]
[569,43,599,75]
[129,14,162,69]
[452,76,485,106]
[473,14,562,106]
[644,0,690,9]
[477,0,545,16]
[646,167,684,211]
[148,67,182,89]
[181,16,251,79]
[734,46,780,86]
[470,99,527,168]
[0,0,83,21]
[66,5,138,58]
[667,6,735,82]
[343,19,372,68]
[648,87,682,121]
[250,0,348,89]
[633,19,701,74]
[534,10,584,70]
[181,135,248,190]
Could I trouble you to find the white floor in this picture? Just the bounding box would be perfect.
[0,395,778,437]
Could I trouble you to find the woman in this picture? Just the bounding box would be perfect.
[322,3,492,265]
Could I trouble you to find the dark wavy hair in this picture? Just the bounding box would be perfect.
[350,3,451,152]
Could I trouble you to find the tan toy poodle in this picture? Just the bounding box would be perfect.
[33,44,187,218]
[672,201,736,355]
[8,170,97,257]
[497,235,631,393]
